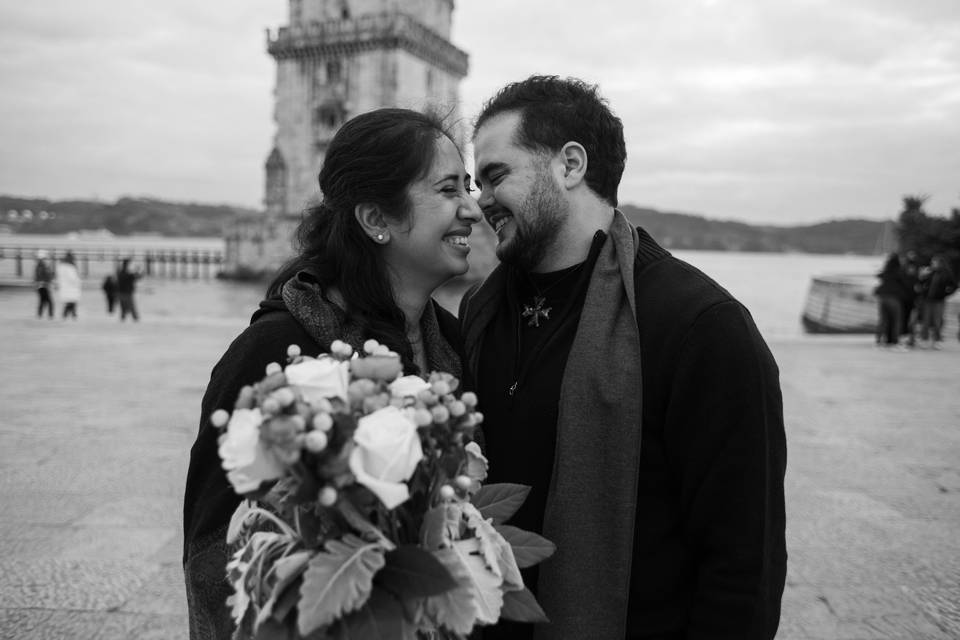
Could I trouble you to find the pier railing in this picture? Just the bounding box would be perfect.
[0,243,225,281]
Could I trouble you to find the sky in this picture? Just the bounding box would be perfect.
[1,0,958,225]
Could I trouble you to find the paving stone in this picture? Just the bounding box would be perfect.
[57,526,175,562]
[75,496,182,529]
[903,584,960,637]
[91,613,188,640]
[13,609,108,640]
[0,608,52,640]
[0,560,154,610]
[2,291,960,638]
[120,563,188,616]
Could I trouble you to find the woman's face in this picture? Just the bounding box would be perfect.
[382,135,482,292]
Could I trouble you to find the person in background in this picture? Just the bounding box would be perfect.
[917,255,957,348]
[874,253,908,347]
[57,251,82,320]
[33,250,55,319]
[899,250,921,347]
[102,274,118,314]
[182,108,481,640]
[116,258,142,321]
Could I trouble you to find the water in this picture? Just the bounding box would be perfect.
[0,248,883,339]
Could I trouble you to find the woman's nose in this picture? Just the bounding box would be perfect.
[459,193,482,223]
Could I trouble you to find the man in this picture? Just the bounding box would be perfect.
[461,75,787,640]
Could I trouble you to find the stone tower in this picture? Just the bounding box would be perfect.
[224,0,470,277]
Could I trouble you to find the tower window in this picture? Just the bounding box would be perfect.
[327,60,342,84]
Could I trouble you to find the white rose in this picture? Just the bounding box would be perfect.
[349,406,424,509]
[284,356,350,406]
[217,409,285,494]
[218,409,262,469]
[388,375,432,399]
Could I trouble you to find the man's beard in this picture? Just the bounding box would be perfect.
[496,172,567,272]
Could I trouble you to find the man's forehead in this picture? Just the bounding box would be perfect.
[474,111,522,149]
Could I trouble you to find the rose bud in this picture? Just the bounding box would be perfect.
[350,355,402,382]
[265,362,283,376]
[304,430,328,453]
[210,409,230,428]
[319,486,338,507]
[312,413,333,432]
[234,386,255,410]
[271,387,296,408]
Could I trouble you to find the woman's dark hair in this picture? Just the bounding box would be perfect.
[267,108,454,371]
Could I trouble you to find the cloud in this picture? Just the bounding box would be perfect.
[1,0,957,222]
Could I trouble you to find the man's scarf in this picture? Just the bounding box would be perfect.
[462,211,643,640]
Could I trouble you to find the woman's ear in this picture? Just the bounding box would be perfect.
[560,142,588,188]
[354,203,390,244]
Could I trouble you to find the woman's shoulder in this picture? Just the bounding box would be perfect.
[234,308,321,359]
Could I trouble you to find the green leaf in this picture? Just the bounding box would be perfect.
[496,525,556,569]
[297,534,386,636]
[256,551,311,628]
[499,587,549,624]
[376,545,459,598]
[422,546,481,634]
[470,483,530,525]
[253,617,297,640]
[449,538,504,625]
[462,504,522,590]
[227,500,253,545]
[332,588,417,640]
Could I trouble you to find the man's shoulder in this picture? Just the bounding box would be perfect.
[634,253,759,341]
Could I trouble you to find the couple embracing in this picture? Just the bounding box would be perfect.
[184,75,787,640]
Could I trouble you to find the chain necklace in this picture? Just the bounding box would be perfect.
[520,262,585,328]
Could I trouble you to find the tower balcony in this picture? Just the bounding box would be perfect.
[267,13,469,78]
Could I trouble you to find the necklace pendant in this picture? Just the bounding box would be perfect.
[521,295,551,328]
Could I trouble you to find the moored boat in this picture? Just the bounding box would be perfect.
[801,274,960,337]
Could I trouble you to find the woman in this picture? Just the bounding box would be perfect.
[57,251,82,319]
[183,108,481,639]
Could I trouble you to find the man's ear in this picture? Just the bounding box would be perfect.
[559,142,588,188]
[354,203,390,244]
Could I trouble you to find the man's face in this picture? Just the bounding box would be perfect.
[473,111,567,272]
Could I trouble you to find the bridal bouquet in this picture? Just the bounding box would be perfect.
[212,339,554,639]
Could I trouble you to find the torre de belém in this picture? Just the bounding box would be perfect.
[224,0,470,277]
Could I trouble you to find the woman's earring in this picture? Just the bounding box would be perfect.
[375,232,387,243]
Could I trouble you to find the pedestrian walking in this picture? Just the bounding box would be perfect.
[116,258,142,321]
[102,274,118,313]
[34,250,55,319]
[57,252,82,320]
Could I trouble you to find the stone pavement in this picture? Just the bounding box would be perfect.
[0,311,958,639]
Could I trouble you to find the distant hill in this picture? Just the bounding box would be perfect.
[0,195,259,237]
[620,205,887,254]
[1,194,887,255]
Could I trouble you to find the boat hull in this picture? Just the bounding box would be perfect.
[801,275,960,337]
